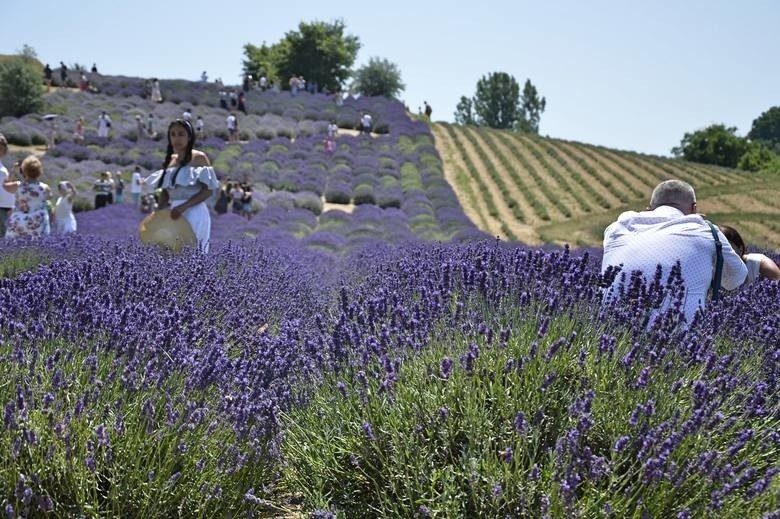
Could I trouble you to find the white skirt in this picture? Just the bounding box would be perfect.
[55,214,77,234]
[171,199,211,253]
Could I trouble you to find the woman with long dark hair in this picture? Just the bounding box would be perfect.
[145,119,218,252]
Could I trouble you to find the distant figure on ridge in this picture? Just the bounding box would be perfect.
[97,111,112,139]
[424,101,432,121]
[361,112,373,136]
[226,112,239,143]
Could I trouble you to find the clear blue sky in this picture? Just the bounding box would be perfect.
[4,0,778,156]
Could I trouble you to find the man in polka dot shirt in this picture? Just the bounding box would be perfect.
[601,179,747,323]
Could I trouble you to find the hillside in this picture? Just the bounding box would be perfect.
[0,76,484,252]
[433,123,780,251]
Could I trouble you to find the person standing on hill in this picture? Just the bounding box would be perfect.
[93,171,114,209]
[114,171,125,204]
[150,79,163,103]
[424,101,432,121]
[59,61,67,83]
[219,89,228,110]
[146,119,219,253]
[43,64,53,90]
[601,180,746,323]
[131,166,143,207]
[146,113,155,137]
[195,116,205,140]
[226,112,239,143]
[237,92,247,114]
[361,112,373,136]
[0,134,16,237]
[74,117,85,141]
[97,111,112,139]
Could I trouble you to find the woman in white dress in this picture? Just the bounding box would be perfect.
[145,119,218,252]
[54,181,77,234]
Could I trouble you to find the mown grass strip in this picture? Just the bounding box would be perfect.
[590,146,659,191]
[457,126,527,223]
[488,130,572,219]
[442,124,501,223]
[472,128,553,221]
[519,137,612,213]
[565,142,645,200]
[550,140,632,204]
[642,155,715,187]
[433,126,492,231]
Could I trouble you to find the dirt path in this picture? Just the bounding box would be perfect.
[8,144,47,157]
[436,125,540,244]
[432,126,497,235]
[453,128,540,243]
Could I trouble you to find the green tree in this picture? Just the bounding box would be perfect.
[0,54,44,117]
[454,96,476,126]
[242,42,280,83]
[244,19,360,93]
[747,106,780,150]
[352,57,405,98]
[472,72,521,129]
[737,141,775,172]
[671,124,749,168]
[516,79,546,134]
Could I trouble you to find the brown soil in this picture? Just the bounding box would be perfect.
[442,126,540,244]
[432,125,499,236]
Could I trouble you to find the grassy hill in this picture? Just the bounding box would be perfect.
[433,123,780,251]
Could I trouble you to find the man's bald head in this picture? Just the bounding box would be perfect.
[650,180,697,214]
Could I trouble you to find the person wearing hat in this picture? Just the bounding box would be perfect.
[144,119,218,252]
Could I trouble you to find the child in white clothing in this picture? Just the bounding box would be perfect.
[54,181,77,234]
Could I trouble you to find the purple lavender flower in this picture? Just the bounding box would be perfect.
[440,357,453,379]
[514,412,528,435]
[502,447,514,463]
[362,422,376,441]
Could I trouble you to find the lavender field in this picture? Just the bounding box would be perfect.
[1,76,779,517]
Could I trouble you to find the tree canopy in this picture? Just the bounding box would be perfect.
[671,124,748,169]
[352,57,405,98]
[243,20,360,93]
[0,48,44,117]
[748,106,780,151]
[455,72,546,132]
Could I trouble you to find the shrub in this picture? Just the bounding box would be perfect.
[324,183,352,204]
[293,191,324,215]
[0,57,44,117]
[352,185,376,205]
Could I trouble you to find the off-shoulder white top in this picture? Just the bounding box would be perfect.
[145,165,219,201]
